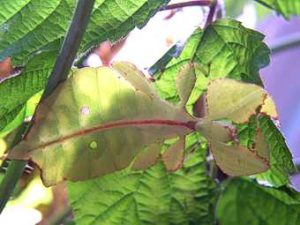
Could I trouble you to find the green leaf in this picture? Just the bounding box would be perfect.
[217,178,300,225]
[0,50,56,132]
[257,116,295,186]
[242,116,295,186]
[255,0,300,19]
[155,19,270,105]
[68,141,217,225]
[237,115,294,186]
[0,0,169,65]
[8,62,195,186]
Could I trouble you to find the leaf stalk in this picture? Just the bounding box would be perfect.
[160,0,214,11]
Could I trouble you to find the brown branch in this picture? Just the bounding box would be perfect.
[160,0,213,11]
[204,0,217,27]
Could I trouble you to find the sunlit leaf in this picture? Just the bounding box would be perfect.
[8,62,195,186]
[154,19,270,106]
[255,0,300,19]
[0,0,169,65]
[261,95,278,119]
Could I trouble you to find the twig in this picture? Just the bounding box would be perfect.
[204,0,217,27]
[0,0,96,214]
[160,0,213,11]
[48,206,73,225]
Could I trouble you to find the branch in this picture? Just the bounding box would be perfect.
[160,0,214,11]
[0,0,96,213]
[204,0,217,27]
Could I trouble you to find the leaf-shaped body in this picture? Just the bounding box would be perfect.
[9,62,194,186]
[210,141,269,176]
[206,78,277,123]
[194,79,276,176]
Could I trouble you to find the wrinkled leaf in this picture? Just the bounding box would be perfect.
[68,142,217,225]
[154,19,270,106]
[217,178,300,225]
[8,62,195,186]
[0,0,169,65]
[238,115,295,186]
[255,0,300,19]
[0,50,56,132]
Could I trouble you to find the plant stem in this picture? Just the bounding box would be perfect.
[48,206,73,225]
[204,0,217,27]
[0,0,96,214]
[160,0,213,11]
[271,33,300,55]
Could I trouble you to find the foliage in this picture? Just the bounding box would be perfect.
[0,0,299,224]
[68,136,217,225]
[217,178,300,225]
[255,0,300,18]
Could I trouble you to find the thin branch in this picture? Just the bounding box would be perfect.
[48,206,73,225]
[271,33,300,55]
[0,0,96,213]
[0,124,29,213]
[160,0,213,11]
[204,0,217,27]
